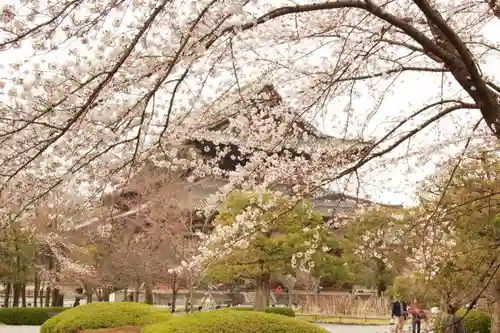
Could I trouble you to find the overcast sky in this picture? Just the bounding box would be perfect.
[313,19,500,207]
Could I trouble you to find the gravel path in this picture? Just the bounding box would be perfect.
[0,326,40,333]
[0,324,404,333]
[318,323,398,333]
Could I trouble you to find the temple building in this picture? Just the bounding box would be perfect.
[64,84,403,300]
[72,84,397,235]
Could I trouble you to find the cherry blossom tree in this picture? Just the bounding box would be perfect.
[408,149,500,331]
[205,190,329,311]
[1,0,500,283]
[343,206,410,295]
[0,0,498,199]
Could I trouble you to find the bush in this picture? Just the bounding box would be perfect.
[457,308,490,333]
[265,307,296,317]
[40,302,172,333]
[143,310,327,333]
[230,306,295,317]
[434,309,490,333]
[0,307,67,325]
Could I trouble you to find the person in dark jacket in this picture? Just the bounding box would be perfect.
[73,288,84,307]
[391,296,408,333]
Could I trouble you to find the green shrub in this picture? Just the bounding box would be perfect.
[457,308,490,333]
[0,307,67,325]
[143,310,327,333]
[434,309,490,333]
[265,307,296,317]
[230,306,295,317]
[40,302,172,333]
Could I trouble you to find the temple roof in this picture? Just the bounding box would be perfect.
[71,84,382,231]
[186,84,370,154]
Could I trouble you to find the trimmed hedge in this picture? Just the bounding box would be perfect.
[457,309,491,333]
[40,302,172,333]
[434,308,491,333]
[230,306,296,317]
[143,310,328,333]
[0,307,67,325]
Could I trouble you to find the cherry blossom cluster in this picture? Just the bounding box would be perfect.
[400,210,457,279]
[39,232,97,283]
[291,226,324,273]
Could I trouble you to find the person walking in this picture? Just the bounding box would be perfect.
[391,296,408,333]
[408,299,427,333]
[73,288,85,307]
[440,303,465,333]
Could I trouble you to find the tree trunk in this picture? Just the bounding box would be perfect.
[3,283,11,307]
[123,288,128,302]
[103,289,110,302]
[490,280,500,333]
[229,283,235,305]
[96,288,108,302]
[13,246,21,307]
[145,283,153,305]
[21,284,26,307]
[51,288,60,307]
[34,273,39,307]
[255,273,271,311]
[12,283,21,307]
[44,286,51,307]
[39,281,45,307]
[133,286,139,302]
[288,290,293,307]
[84,284,93,303]
[171,274,178,313]
[491,300,500,333]
[374,258,387,296]
[184,279,194,313]
[233,283,242,305]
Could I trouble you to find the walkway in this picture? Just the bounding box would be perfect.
[0,324,402,333]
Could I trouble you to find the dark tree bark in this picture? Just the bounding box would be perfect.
[39,281,45,307]
[255,272,271,311]
[21,283,26,307]
[3,283,11,308]
[103,289,110,302]
[34,272,39,307]
[44,286,51,307]
[171,274,178,313]
[145,283,153,305]
[133,286,139,302]
[51,288,60,307]
[84,284,93,303]
[12,283,21,307]
[374,257,388,296]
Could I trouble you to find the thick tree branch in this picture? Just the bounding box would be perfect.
[205,0,500,139]
[412,0,500,138]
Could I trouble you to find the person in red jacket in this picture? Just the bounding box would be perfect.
[408,299,427,333]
